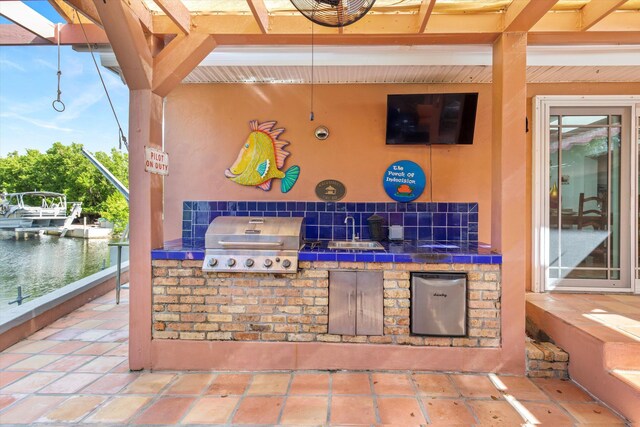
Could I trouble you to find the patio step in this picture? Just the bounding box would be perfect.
[603,342,640,370]
[526,294,640,423]
[611,369,640,390]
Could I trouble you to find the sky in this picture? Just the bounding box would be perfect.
[0,3,129,157]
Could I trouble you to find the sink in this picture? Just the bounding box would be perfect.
[327,240,385,251]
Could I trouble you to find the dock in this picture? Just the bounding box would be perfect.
[9,225,113,239]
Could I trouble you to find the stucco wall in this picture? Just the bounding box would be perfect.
[164,83,493,242]
[163,82,639,293]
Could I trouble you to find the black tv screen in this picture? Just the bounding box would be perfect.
[386,93,478,145]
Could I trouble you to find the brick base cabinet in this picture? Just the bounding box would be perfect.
[152,260,501,349]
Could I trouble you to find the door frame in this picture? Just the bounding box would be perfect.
[532,95,640,293]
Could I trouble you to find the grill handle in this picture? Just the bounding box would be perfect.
[218,240,284,249]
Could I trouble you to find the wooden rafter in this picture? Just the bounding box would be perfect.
[247,0,269,34]
[0,1,55,40]
[417,0,437,33]
[49,0,93,25]
[64,0,102,26]
[581,0,629,31]
[504,0,560,32]
[127,0,154,34]
[152,0,190,34]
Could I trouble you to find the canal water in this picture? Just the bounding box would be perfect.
[0,233,112,307]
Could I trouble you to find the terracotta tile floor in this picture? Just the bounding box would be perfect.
[0,289,630,426]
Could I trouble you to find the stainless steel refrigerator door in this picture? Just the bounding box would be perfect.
[411,274,466,336]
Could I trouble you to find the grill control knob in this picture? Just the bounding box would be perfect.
[282,259,292,269]
[226,258,236,267]
[263,259,273,268]
[245,259,254,267]
[208,258,218,267]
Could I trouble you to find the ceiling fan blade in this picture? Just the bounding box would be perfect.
[315,0,339,6]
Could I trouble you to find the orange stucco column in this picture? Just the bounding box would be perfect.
[128,89,164,370]
[492,32,527,374]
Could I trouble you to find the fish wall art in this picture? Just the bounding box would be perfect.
[224,120,300,193]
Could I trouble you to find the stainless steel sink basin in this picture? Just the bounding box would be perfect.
[327,240,385,251]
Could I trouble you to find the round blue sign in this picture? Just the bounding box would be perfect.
[383,160,426,202]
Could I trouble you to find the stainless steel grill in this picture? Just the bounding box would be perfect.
[202,216,304,273]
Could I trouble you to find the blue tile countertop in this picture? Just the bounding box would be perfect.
[152,239,502,264]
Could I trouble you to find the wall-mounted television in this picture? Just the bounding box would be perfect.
[386,93,478,145]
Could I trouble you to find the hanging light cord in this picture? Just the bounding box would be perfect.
[310,20,315,121]
[429,142,433,201]
[52,24,65,112]
[75,10,128,151]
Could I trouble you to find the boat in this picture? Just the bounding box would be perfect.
[0,192,82,230]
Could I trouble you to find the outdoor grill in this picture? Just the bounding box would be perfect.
[202,216,305,273]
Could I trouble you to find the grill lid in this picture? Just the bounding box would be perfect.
[204,216,304,250]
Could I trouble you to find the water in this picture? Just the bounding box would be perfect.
[0,233,112,307]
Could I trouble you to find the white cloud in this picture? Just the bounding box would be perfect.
[0,59,25,72]
[56,84,105,121]
[0,96,53,115]
[0,112,74,132]
[33,58,57,71]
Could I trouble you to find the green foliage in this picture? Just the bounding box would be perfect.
[101,192,129,234]
[0,143,129,234]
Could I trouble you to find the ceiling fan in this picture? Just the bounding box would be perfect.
[289,0,377,27]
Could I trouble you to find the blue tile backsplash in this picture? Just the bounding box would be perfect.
[181,201,479,248]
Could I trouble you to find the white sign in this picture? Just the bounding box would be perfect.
[145,147,169,176]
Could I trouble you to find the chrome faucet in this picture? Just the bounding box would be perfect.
[344,215,358,242]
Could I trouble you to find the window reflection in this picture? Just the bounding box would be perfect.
[549,114,622,281]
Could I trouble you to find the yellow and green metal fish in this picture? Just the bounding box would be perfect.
[224,120,300,193]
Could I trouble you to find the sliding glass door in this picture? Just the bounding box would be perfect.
[547,107,631,290]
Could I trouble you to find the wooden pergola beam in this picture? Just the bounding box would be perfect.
[504,0,560,32]
[0,1,55,40]
[152,33,216,97]
[581,0,629,31]
[151,9,633,36]
[193,31,640,46]
[210,33,501,45]
[529,31,640,45]
[152,0,190,34]
[64,0,102,26]
[93,0,152,89]
[247,0,269,34]
[0,23,49,45]
[127,0,154,34]
[49,0,93,25]
[0,23,108,45]
[152,13,504,35]
[417,0,436,33]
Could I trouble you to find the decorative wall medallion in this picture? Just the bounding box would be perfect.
[224,120,300,193]
[315,179,346,201]
[383,160,426,202]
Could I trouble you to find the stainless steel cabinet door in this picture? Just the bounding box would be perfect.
[356,271,383,336]
[328,271,357,335]
[411,274,466,336]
